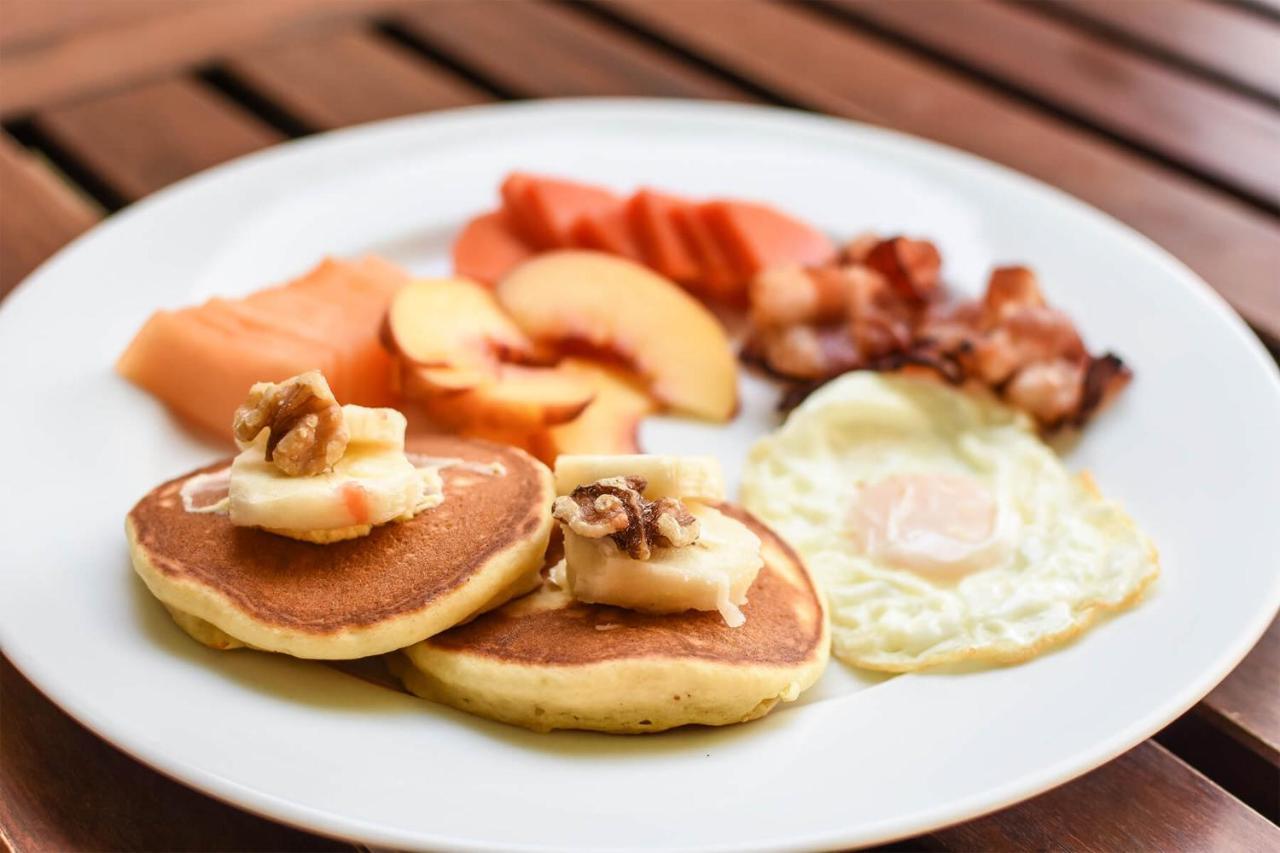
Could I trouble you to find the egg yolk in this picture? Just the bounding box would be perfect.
[847,473,1004,579]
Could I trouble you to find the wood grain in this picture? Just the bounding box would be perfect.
[32,78,282,203]
[0,0,406,118]
[394,0,748,100]
[0,655,352,852]
[597,0,1280,341]
[920,740,1279,850]
[1200,617,1280,764]
[829,0,1280,208]
[1039,0,1280,103]
[0,0,209,51]
[0,133,100,298]
[225,27,489,132]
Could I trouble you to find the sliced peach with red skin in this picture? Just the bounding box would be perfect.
[385,277,535,393]
[452,210,536,286]
[496,251,738,422]
[700,200,834,281]
[415,364,595,431]
[540,358,654,460]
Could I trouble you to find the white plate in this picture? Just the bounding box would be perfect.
[2,100,1278,851]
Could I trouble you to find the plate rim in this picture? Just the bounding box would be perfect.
[3,97,1278,851]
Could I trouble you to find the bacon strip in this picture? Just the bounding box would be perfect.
[745,238,1132,432]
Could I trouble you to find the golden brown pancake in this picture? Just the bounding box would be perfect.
[395,505,830,733]
[128,436,554,659]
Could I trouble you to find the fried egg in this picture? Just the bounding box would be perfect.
[741,372,1157,671]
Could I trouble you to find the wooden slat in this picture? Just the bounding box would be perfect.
[917,741,1279,851]
[0,655,351,852]
[394,0,748,100]
[0,134,100,298]
[1200,617,1280,764]
[1039,0,1280,103]
[0,0,208,52]
[597,0,1280,342]
[829,0,1280,209]
[0,0,406,118]
[225,27,489,132]
[32,78,282,203]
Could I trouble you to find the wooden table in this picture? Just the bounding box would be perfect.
[2,1,1277,849]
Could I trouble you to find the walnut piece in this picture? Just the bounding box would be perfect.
[232,371,349,476]
[551,476,700,560]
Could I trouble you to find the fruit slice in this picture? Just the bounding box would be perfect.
[386,278,534,385]
[417,364,595,431]
[540,359,654,460]
[499,173,543,247]
[496,251,737,421]
[571,207,642,261]
[523,175,621,248]
[554,454,724,501]
[117,257,407,438]
[700,200,834,281]
[671,203,740,302]
[452,211,536,286]
[561,503,763,627]
[626,189,701,284]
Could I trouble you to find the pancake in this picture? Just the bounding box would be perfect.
[395,505,830,733]
[127,436,554,659]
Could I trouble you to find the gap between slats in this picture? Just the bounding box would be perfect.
[812,0,1280,215]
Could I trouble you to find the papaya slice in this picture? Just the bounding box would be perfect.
[626,189,700,284]
[571,206,642,261]
[523,175,620,248]
[452,210,536,286]
[700,200,835,280]
[500,173,543,247]
[670,203,741,302]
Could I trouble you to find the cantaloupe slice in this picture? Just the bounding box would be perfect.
[117,257,409,440]
[700,200,834,280]
[626,189,701,284]
[452,211,535,286]
[118,309,332,438]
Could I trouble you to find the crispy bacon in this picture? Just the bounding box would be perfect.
[745,241,1131,432]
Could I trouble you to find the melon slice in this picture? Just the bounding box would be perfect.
[452,211,536,286]
[117,257,409,440]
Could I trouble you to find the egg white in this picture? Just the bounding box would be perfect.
[741,372,1158,671]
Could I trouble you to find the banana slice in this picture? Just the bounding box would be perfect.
[554,454,724,501]
[340,404,406,446]
[228,405,425,541]
[562,503,762,627]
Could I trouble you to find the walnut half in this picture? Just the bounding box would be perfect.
[232,371,349,476]
[552,476,700,560]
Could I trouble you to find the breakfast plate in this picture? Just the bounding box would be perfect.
[2,100,1278,850]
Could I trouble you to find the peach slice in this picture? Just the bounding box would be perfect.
[385,277,534,391]
[496,251,738,421]
[416,364,595,431]
[540,358,655,459]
